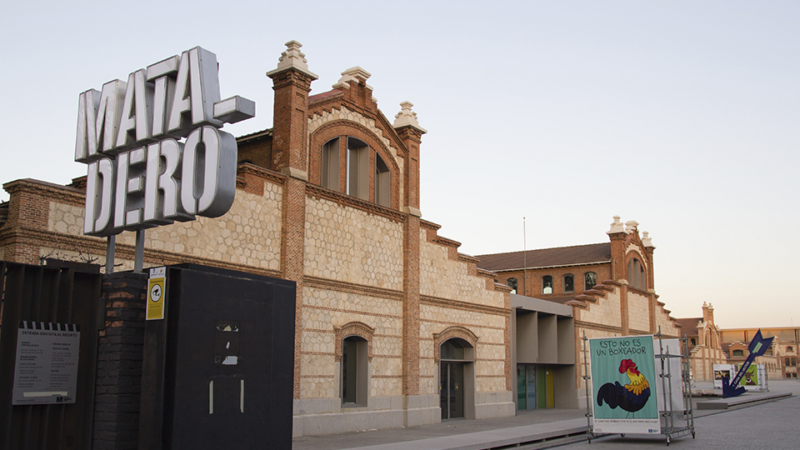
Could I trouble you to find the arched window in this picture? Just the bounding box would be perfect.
[787,346,794,352]
[321,138,340,190]
[506,278,518,293]
[563,274,574,293]
[733,349,744,357]
[627,258,646,291]
[690,338,697,346]
[584,272,596,291]
[347,137,369,200]
[375,154,390,207]
[321,136,391,207]
[542,276,553,294]
[341,335,368,406]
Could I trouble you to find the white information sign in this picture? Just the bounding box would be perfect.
[12,322,81,405]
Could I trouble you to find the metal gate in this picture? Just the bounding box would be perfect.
[0,260,103,450]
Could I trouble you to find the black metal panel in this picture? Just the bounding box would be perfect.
[138,265,295,450]
[0,261,103,450]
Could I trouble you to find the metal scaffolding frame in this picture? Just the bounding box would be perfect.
[583,328,696,446]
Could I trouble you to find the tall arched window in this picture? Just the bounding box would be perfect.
[321,136,391,207]
[627,258,646,290]
[375,154,390,207]
[542,276,553,294]
[507,278,518,293]
[584,272,597,291]
[563,274,574,293]
[346,137,369,200]
[321,137,340,190]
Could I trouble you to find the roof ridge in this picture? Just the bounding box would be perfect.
[476,242,608,258]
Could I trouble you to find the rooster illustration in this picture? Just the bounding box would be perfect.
[596,358,651,415]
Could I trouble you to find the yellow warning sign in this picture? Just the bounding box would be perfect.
[146,267,166,320]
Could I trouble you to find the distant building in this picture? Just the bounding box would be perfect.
[674,303,726,381]
[721,327,799,379]
[477,217,681,408]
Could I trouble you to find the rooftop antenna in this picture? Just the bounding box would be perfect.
[523,217,527,296]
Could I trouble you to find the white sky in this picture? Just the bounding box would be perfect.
[1,1,798,328]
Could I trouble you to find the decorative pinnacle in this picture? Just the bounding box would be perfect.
[393,101,427,133]
[625,220,639,234]
[642,231,654,248]
[266,40,318,80]
[606,215,625,235]
[333,66,373,90]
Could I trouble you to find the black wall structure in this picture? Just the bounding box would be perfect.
[138,264,296,450]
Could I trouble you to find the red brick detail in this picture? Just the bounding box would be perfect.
[306,185,406,223]
[334,321,375,362]
[281,177,307,399]
[608,231,627,281]
[433,326,479,363]
[308,121,400,209]
[395,126,423,210]
[403,214,421,396]
[269,69,314,173]
[236,162,285,197]
[620,283,629,335]
[492,263,612,298]
[237,132,274,171]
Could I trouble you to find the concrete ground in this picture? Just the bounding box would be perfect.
[292,380,800,450]
[562,379,800,449]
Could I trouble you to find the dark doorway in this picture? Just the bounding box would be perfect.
[440,362,464,419]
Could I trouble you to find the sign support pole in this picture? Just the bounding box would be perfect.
[134,230,145,273]
[105,235,115,274]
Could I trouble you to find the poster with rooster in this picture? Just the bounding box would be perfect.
[589,335,661,434]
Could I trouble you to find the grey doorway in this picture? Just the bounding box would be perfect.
[440,362,465,420]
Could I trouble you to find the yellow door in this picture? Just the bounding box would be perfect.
[546,366,555,408]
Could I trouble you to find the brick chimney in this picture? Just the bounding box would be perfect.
[702,302,714,324]
[393,101,426,216]
[266,40,318,180]
[606,216,627,281]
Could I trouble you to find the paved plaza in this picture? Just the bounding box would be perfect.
[292,380,800,450]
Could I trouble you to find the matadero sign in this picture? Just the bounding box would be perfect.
[75,47,255,236]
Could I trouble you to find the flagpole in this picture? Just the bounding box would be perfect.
[523,217,527,296]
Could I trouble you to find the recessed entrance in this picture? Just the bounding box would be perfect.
[439,338,474,420]
[517,364,555,410]
[440,362,464,419]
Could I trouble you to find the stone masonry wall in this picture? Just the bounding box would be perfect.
[419,304,507,395]
[628,291,650,332]
[655,305,681,337]
[46,183,283,272]
[304,196,403,290]
[299,286,403,399]
[419,230,505,309]
[579,290,622,328]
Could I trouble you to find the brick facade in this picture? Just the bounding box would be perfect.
[0,42,513,436]
[93,272,147,450]
[477,217,681,408]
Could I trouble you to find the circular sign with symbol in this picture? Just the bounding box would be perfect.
[150,284,162,302]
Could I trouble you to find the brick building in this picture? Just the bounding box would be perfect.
[0,41,515,436]
[674,303,727,381]
[721,327,799,379]
[0,42,688,436]
[476,217,682,408]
